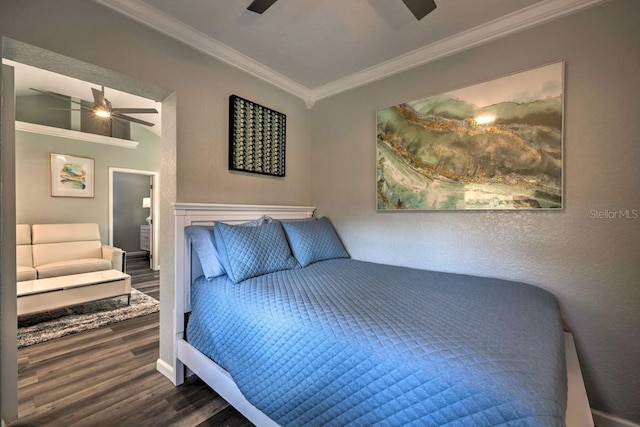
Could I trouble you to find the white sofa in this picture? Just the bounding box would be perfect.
[17,224,37,281]
[17,223,125,281]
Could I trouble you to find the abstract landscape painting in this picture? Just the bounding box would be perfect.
[50,153,94,197]
[377,62,563,210]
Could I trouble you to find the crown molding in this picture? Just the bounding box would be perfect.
[95,0,608,108]
[94,0,313,104]
[311,0,610,101]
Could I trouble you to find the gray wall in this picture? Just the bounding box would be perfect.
[2,0,639,423]
[16,94,71,129]
[310,0,640,421]
[0,0,311,392]
[0,0,311,206]
[113,172,150,253]
[15,124,161,243]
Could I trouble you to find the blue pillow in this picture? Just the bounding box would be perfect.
[281,217,349,267]
[214,220,298,283]
[185,216,265,279]
[185,225,224,279]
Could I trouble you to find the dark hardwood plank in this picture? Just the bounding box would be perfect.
[127,253,161,301]
[9,255,254,427]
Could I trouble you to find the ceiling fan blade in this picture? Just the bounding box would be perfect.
[91,87,106,107]
[401,0,437,20]
[111,107,158,114]
[247,0,278,14]
[29,88,83,106]
[112,112,155,127]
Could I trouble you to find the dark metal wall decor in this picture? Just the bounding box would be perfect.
[229,95,286,177]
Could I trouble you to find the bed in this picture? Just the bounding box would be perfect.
[168,203,593,426]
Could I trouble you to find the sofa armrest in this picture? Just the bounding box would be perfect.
[102,245,125,272]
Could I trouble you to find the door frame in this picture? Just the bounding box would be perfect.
[2,37,176,424]
[108,167,160,271]
[1,61,19,425]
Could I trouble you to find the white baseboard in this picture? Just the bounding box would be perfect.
[592,410,640,427]
[156,358,175,384]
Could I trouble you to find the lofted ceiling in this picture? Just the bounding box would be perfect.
[95,0,608,106]
[6,59,162,135]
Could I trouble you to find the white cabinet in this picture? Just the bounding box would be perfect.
[140,225,150,251]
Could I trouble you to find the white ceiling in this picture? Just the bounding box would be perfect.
[6,59,162,134]
[96,0,608,105]
[5,0,607,118]
[140,0,541,89]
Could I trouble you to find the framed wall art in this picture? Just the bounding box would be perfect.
[229,95,286,177]
[50,153,94,198]
[376,61,564,210]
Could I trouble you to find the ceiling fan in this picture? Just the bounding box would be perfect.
[247,0,437,20]
[30,86,158,127]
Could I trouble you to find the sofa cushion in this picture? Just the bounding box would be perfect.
[17,224,34,271]
[17,224,32,245]
[36,258,112,279]
[32,241,103,267]
[32,223,101,244]
[17,266,37,282]
[17,242,33,268]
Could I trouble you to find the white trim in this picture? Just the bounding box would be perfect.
[592,410,640,427]
[93,0,312,104]
[93,0,609,106]
[312,0,609,101]
[156,358,174,383]
[173,202,316,215]
[15,120,138,149]
[177,338,280,427]
[108,167,160,271]
[564,332,594,426]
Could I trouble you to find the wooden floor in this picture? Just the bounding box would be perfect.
[9,254,253,427]
[126,253,161,301]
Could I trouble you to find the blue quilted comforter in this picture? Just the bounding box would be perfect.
[187,259,567,426]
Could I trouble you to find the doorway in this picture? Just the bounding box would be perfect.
[109,168,160,271]
[1,38,176,424]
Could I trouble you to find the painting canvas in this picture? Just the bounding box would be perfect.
[50,153,94,198]
[377,62,564,210]
[229,95,286,177]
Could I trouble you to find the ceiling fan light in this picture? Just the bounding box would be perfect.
[94,108,111,118]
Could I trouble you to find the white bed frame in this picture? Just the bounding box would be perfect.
[167,202,593,427]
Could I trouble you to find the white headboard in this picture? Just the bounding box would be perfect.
[173,203,316,337]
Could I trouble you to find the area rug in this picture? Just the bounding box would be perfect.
[17,289,159,348]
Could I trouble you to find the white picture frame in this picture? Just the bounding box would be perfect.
[50,153,95,198]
